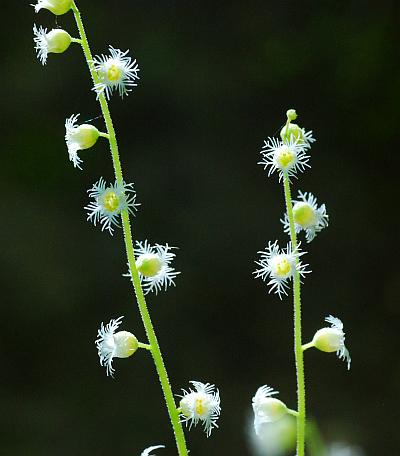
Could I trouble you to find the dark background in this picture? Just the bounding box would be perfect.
[1,1,399,455]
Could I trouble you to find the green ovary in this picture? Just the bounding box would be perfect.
[293,203,316,228]
[107,64,122,82]
[277,147,295,169]
[102,191,120,212]
[136,254,162,277]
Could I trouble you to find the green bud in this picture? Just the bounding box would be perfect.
[45,29,72,54]
[34,0,73,15]
[71,124,100,150]
[286,109,297,121]
[280,123,304,144]
[113,331,139,358]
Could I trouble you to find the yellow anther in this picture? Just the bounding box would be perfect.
[195,398,205,416]
[275,258,291,277]
[276,146,295,169]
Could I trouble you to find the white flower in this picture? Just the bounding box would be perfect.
[131,240,180,294]
[281,191,329,243]
[33,25,72,65]
[312,315,351,370]
[258,137,310,180]
[254,241,309,299]
[92,46,140,99]
[85,178,139,235]
[65,114,100,169]
[33,0,72,15]
[179,381,221,437]
[252,385,288,435]
[95,316,139,377]
[140,445,165,456]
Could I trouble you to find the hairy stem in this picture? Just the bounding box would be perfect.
[283,173,306,456]
[71,3,188,455]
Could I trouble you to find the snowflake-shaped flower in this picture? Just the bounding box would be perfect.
[252,385,288,435]
[131,240,180,294]
[33,24,72,65]
[95,316,139,377]
[312,315,351,370]
[254,241,309,299]
[85,177,139,235]
[281,191,329,243]
[179,381,221,437]
[65,114,100,169]
[258,137,311,181]
[92,46,140,99]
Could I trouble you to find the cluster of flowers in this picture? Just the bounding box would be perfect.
[252,109,351,434]
[32,0,221,448]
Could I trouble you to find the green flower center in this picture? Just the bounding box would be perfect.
[276,146,295,169]
[275,258,291,277]
[293,203,316,228]
[107,64,122,82]
[102,190,120,212]
[136,253,162,277]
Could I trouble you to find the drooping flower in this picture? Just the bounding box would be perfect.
[33,0,73,15]
[131,240,180,294]
[179,381,221,437]
[33,25,72,65]
[281,191,329,243]
[95,316,139,377]
[254,241,309,299]
[85,178,139,235]
[140,446,165,456]
[258,137,310,181]
[252,385,288,435]
[311,315,351,370]
[92,46,140,99]
[65,114,100,169]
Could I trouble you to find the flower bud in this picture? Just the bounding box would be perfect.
[34,0,73,15]
[112,331,139,358]
[286,109,297,121]
[45,29,72,53]
[70,124,100,150]
[280,123,304,144]
[136,253,163,277]
[255,397,288,423]
[312,327,343,353]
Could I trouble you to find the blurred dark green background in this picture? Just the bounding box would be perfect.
[2,1,399,455]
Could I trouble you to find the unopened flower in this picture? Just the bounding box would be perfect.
[140,445,165,456]
[33,25,72,65]
[179,381,221,437]
[131,240,180,294]
[311,315,351,370]
[252,385,288,434]
[254,241,309,299]
[65,114,100,169]
[258,137,310,181]
[85,178,139,235]
[33,0,72,15]
[280,122,315,149]
[281,191,329,243]
[95,316,139,377]
[92,46,140,99]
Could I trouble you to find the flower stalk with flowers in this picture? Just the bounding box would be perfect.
[32,1,221,454]
[253,109,351,456]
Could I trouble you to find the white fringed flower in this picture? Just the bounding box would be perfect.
[95,316,139,377]
[312,315,351,370]
[140,446,165,456]
[252,385,288,435]
[65,114,100,169]
[179,381,221,437]
[33,25,72,65]
[254,241,309,299]
[258,137,310,181]
[281,191,329,243]
[92,46,140,99]
[33,0,72,15]
[132,241,180,294]
[85,178,139,235]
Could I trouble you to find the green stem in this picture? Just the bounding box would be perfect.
[71,3,188,455]
[302,341,314,352]
[283,172,306,456]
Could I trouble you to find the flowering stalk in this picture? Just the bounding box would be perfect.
[282,172,306,456]
[70,2,188,455]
